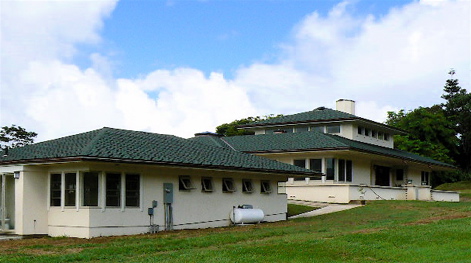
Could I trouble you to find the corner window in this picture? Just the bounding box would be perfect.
[222,178,236,193]
[261,180,272,194]
[106,173,121,207]
[50,173,61,207]
[126,174,140,207]
[201,177,213,192]
[83,172,99,206]
[242,179,253,193]
[293,159,306,168]
[326,125,340,134]
[64,173,76,206]
[179,176,194,191]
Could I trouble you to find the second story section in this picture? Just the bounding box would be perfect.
[238,99,405,149]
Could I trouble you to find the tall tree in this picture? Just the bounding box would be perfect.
[216,114,283,137]
[0,125,38,149]
[441,69,471,172]
[386,106,457,164]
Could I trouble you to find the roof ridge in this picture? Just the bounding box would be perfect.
[81,127,111,156]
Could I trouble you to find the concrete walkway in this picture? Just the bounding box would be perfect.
[288,200,362,219]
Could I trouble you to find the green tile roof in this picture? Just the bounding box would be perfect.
[238,107,405,134]
[0,127,315,175]
[239,108,357,127]
[191,132,455,169]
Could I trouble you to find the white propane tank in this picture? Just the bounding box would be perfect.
[230,207,264,224]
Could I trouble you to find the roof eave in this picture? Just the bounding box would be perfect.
[0,156,317,176]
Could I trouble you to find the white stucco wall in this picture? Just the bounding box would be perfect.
[4,162,289,238]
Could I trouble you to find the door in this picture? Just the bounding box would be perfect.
[375,166,391,186]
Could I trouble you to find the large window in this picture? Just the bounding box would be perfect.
[64,173,76,206]
[83,172,99,206]
[126,174,140,207]
[309,159,322,173]
[326,158,335,180]
[50,173,62,207]
[338,159,353,182]
[106,173,121,207]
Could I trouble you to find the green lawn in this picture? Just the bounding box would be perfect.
[436,181,471,201]
[287,203,319,217]
[1,200,470,263]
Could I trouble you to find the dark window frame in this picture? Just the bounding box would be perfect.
[201,177,213,192]
[222,178,236,193]
[126,173,140,207]
[242,179,253,193]
[261,180,272,194]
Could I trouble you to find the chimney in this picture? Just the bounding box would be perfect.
[336,99,355,115]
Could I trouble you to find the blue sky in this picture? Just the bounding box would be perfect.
[84,0,413,79]
[1,0,469,141]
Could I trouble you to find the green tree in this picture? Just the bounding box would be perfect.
[216,114,283,137]
[386,106,457,164]
[0,124,38,149]
[441,69,471,173]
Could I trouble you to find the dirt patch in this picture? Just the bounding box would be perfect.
[404,213,470,226]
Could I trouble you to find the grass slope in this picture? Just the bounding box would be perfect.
[436,181,471,201]
[1,200,470,263]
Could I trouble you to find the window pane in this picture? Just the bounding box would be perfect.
[126,174,140,207]
[358,126,363,135]
[179,176,193,191]
[396,169,404,181]
[64,173,76,206]
[261,180,271,194]
[311,126,324,133]
[293,159,306,168]
[106,173,121,207]
[309,159,322,173]
[50,173,61,206]
[326,158,335,180]
[346,160,353,182]
[222,178,235,192]
[326,125,340,134]
[83,172,99,206]
[242,179,253,193]
[296,126,309,133]
[201,177,213,192]
[338,159,345,182]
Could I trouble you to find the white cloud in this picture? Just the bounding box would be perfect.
[235,0,470,120]
[0,0,469,142]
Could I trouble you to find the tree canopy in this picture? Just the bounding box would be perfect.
[0,124,38,149]
[386,70,471,182]
[216,114,283,137]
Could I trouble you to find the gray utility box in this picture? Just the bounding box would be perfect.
[163,183,173,204]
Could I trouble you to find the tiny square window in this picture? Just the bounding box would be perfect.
[261,180,272,194]
[222,178,236,193]
[201,177,213,192]
[179,176,194,191]
[242,179,253,193]
[358,126,364,135]
[371,130,377,138]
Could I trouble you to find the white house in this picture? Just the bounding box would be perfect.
[0,127,315,238]
[192,99,459,203]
